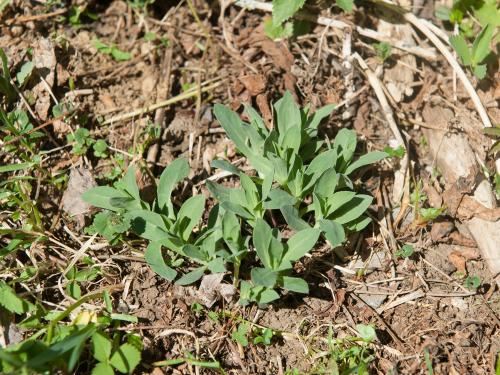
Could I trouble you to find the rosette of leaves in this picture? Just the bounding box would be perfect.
[239,219,320,305]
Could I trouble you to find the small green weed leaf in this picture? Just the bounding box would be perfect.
[253,328,274,345]
[0,161,34,173]
[483,126,500,138]
[345,151,387,175]
[319,219,345,247]
[374,42,391,61]
[450,34,472,66]
[464,275,481,290]
[110,47,131,61]
[92,331,112,362]
[272,0,306,26]
[231,322,249,346]
[336,0,354,12]
[16,61,34,86]
[93,139,108,158]
[334,128,357,168]
[175,267,206,286]
[330,195,372,224]
[206,180,232,203]
[92,362,114,375]
[283,228,320,263]
[175,195,206,241]
[145,242,177,281]
[0,281,35,314]
[66,281,81,299]
[356,324,377,342]
[395,244,414,258]
[435,6,451,20]
[282,276,308,294]
[251,267,278,288]
[157,158,189,214]
[258,288,280,304]
[384,145,405,158]
[471,24,493,65]
[265,18,294,39]
[109,343,141,374]
[207,257,226,273]
[126,210,169,240]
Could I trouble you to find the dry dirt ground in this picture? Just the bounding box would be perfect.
[1,0,499,374]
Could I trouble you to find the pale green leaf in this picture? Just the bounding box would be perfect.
[145,242,177,281]
[157,158,189,214]
[92,331,112,362]
[16,61,34,86]
[110,343,141,374]
[450,34,472,66]
[282,228,320,263]
[282,276,308,293]
[471,24,493,64]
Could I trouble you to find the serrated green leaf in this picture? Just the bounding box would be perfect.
[450,34,472,66]
[92,331,112,362]
[272,0,306,26]
[109,343,141,374]
[0,281,35,314]
[92,362,114,375]
[471,24,493,65]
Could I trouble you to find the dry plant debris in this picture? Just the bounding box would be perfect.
[0,0,499,374]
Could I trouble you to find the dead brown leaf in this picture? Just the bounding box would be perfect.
[430,221,454,242]
[457,195,500,221]
[61,167,97,228]
[238,74,266,96]
[32,37,57,121]
[448,251,466,273]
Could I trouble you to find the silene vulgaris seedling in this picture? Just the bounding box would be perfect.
[83,92,386,306]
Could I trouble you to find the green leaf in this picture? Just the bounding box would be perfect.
[0,280,35,314]
[145,242,177,281]
[214,104,252,156]
[319,219,345,247]
[111,47,131,61]
[211,159,241,175]
[16,61,34,86]
[175,267,206,285]
[231,322,249,346]
[282,228,320,263]
[157,158,190,215]
[449,34,472,66]
[345,151,387,175]
[92,331,112,362]
[257,288,280,304]
[471,24,493,64]
[109,343,141,374]
[307,103,336,131]
[281,205,311,231]
[473,64,487,79]
[28,325,96,368]
[175,195,206,241]
[253,219,273,269]
[206,180,232,203]
[314,168,339,198]
[334,128,357,169]
[483,126,500,138]
[395,244,414,258]
[356,324,376,342]
[272,0,306,26]
[336,0,354,12]
[331,194,372,224]
[263,188,297,209]
[0,161,33,173]
[251,267,278,288]
[464,275,481,290]
[82,187,136,212]
[92,362,115,375]
[264,18,294,39]
[282,276,309,293]
[275,91,301,151]
[324,191,356,216]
